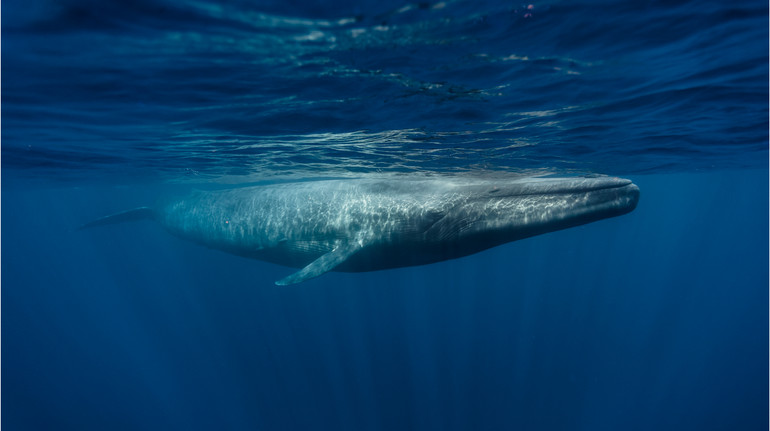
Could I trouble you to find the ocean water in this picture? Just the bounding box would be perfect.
[2,0,768,430]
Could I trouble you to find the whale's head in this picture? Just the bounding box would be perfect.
[433,176,640,248]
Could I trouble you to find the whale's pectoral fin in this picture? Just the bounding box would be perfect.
[276,241,363,286]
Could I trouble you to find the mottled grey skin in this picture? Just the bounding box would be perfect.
[82,175,640,285]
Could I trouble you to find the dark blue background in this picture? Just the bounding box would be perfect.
[2,0,768,429]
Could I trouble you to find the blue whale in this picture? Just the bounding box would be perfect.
[80,175,640,285]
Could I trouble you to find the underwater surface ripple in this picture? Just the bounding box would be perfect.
[2,0,767,183]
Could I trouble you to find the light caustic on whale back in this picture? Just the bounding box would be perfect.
[79,175,640,285]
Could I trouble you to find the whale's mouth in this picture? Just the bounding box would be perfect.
[530,176,632,192]
[446,176,640,255]
[513,178,640,229]
[490,176,641,221]
[590,182,641,214]
[484,176,637,199]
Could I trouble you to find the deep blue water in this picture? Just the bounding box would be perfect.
[2,0,768,430]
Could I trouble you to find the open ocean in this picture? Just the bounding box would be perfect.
[2,0,768,430]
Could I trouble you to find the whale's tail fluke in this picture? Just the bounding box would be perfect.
[78,207,156,230]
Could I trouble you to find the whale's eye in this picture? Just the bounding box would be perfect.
[488,187,500,194]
